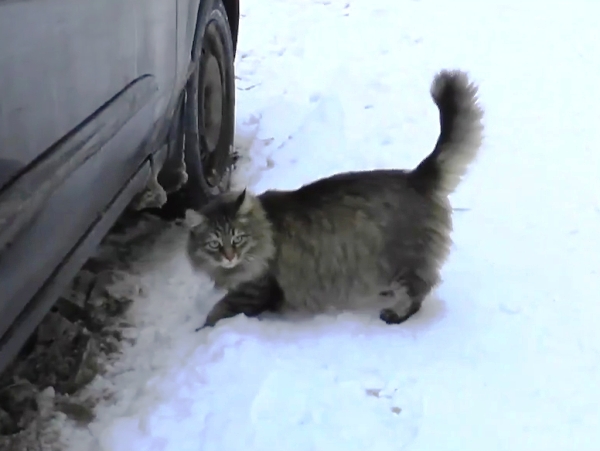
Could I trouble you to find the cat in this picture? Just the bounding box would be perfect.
[184,69,484,329]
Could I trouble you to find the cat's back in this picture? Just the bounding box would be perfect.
[258,169,437,228]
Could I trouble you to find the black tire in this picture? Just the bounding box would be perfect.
[159,0,236,218]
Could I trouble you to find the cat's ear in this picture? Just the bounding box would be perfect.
[184,209,205,228]
[234,189,253,214]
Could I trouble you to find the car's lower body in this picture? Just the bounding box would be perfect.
[0,0,239,373]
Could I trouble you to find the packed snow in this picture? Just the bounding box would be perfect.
[60,1,600,450]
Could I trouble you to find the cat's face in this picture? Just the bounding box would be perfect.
[185,190,257,270]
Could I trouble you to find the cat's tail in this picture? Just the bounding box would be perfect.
[409,69,484,196]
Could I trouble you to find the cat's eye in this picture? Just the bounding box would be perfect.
[205,240,220,250]
[231,235,245,245]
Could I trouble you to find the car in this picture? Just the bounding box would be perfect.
[0,0,240,373]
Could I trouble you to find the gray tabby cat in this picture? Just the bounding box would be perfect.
[185,69,484,329]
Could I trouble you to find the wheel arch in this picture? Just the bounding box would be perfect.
[192,0,239,60]
[222,0,240,55]
[156,0,236,217]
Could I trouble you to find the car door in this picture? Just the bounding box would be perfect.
[0,0,176,189]
[0,0,177,365]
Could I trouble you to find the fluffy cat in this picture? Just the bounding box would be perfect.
[185,69,484,329]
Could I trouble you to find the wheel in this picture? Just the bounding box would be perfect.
[157,0,236,218]
[185,0,236,209]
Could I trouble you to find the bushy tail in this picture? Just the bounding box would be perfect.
[409,69,484,196]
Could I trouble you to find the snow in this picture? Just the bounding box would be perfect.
[61,1,600,450]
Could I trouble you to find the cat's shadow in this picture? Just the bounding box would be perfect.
[257,295,447,334]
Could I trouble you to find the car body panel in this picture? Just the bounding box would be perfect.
[0,0,177,189]
[0,159,153,372]
[0,0,179,370]
[0,0,240,373]
[0,75,159,254]
[0,76,161,342]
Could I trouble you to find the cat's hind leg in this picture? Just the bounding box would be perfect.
[197,275,284,330]
[378,275,431,325]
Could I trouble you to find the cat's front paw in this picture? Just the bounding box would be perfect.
[195,324,209,332]
[380,308,410,325]
[195,318,217,332]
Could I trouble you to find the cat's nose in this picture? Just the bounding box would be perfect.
[223,248,235,261]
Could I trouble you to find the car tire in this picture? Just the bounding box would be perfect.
[158,0,236,218]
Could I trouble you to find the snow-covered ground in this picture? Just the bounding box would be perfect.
[61,1,600,450]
